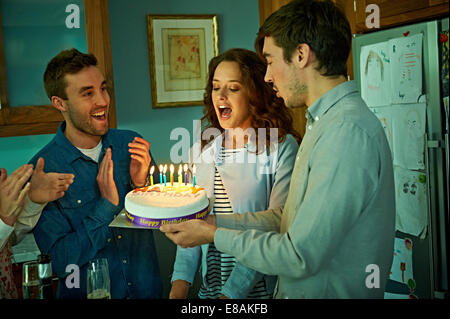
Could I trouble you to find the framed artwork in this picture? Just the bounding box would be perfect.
[146,14,218,108]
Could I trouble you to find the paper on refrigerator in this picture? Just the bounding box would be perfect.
[391,103,426,170]
[369,106,393,153]
[389,33,423,104]
[394,166,428,238]
[389,237,414,285]
[360,41,392,107]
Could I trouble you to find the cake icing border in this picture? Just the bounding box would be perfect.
[124,204,210,229]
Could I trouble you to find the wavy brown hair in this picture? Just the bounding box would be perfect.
[201,48,301,152]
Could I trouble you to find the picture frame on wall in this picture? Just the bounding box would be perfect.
[146,14,219,108]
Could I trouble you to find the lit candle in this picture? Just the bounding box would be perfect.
[163,164,167,187]
[178,164,182,187]
[150,166,155,186]
[159,165,163,186]
[193,164,196,187]
[170,164,174,186]
[184,164,188,186]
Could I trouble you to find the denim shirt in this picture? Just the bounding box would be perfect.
[172,133,299,298]
[29,122,163,299]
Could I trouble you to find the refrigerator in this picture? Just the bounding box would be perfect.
[352,18,449,299]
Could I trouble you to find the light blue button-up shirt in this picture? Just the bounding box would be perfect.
[214,81,396,298]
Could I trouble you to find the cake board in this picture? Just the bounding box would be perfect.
[109,197,215,230]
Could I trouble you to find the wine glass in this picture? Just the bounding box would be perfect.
[86,258,111,299]
[22,261,40,299]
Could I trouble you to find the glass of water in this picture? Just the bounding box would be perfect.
[86,258,111,299]
[22,261,40,299]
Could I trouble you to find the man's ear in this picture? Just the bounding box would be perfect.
[51,96,67,112]
[294,43,314,69]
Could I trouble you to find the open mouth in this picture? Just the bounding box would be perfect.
[273,87,281,98]
[218,105,232,119]
[91,109,107,121]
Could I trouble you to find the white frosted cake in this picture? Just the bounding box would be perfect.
[124,183,209,228]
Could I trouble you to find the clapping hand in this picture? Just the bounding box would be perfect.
[129,137,151,187]
[29,157,75,204]
[0,165,33,226]
[97,147,119,206]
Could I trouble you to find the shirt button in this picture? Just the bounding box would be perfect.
[128,282,132,286]
[107,238,112,243]
[123,259,127,264]
[315,116,319,121]
[117,235,122,240]
[308,125,312,130]
[77,200,82,204]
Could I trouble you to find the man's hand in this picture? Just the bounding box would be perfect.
[129,137,151,187]
[169,280,190,299]
[160,219,217,248]
[29,157,75,204]
[0,165,33,226]
[97,148,119,206]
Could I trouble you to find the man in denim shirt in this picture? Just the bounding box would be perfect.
[29,49,162,298]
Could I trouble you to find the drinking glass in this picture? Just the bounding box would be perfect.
[22,261,40,299]
[86,258,111,299]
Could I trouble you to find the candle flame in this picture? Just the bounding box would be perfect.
[163,164,167,173]
[159,164,163,172]
[178,164,182,174]
[184,164,188,172]
[170,164,174,173]
[150,166,155,174]
[193,164,196,174]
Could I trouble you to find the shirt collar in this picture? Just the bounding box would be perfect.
[54,121,111,164]
[306,80,358,123]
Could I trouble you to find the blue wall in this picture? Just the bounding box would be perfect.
[109,0,260,165]
[0,0,260,174]
[0,0,86,106]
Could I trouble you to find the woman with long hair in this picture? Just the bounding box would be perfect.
[170,48,300,299]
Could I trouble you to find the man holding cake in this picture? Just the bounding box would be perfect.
[161,0,396,299]
[28,49,163,299]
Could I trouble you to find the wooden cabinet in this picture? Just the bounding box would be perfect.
[258,0,291,26]
[353,0,449,33]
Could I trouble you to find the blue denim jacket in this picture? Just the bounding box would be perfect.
[29,122,163,299]
[171,133,299,298]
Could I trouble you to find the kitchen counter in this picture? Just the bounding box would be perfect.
[11,233,41,264]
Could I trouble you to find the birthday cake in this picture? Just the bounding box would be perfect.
[124,183,210,228]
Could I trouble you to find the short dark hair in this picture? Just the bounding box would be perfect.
[202,48,301,151]
[255,0,351,77]
[43,48,97,99]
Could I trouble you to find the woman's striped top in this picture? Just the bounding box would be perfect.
[198,146,271,299]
